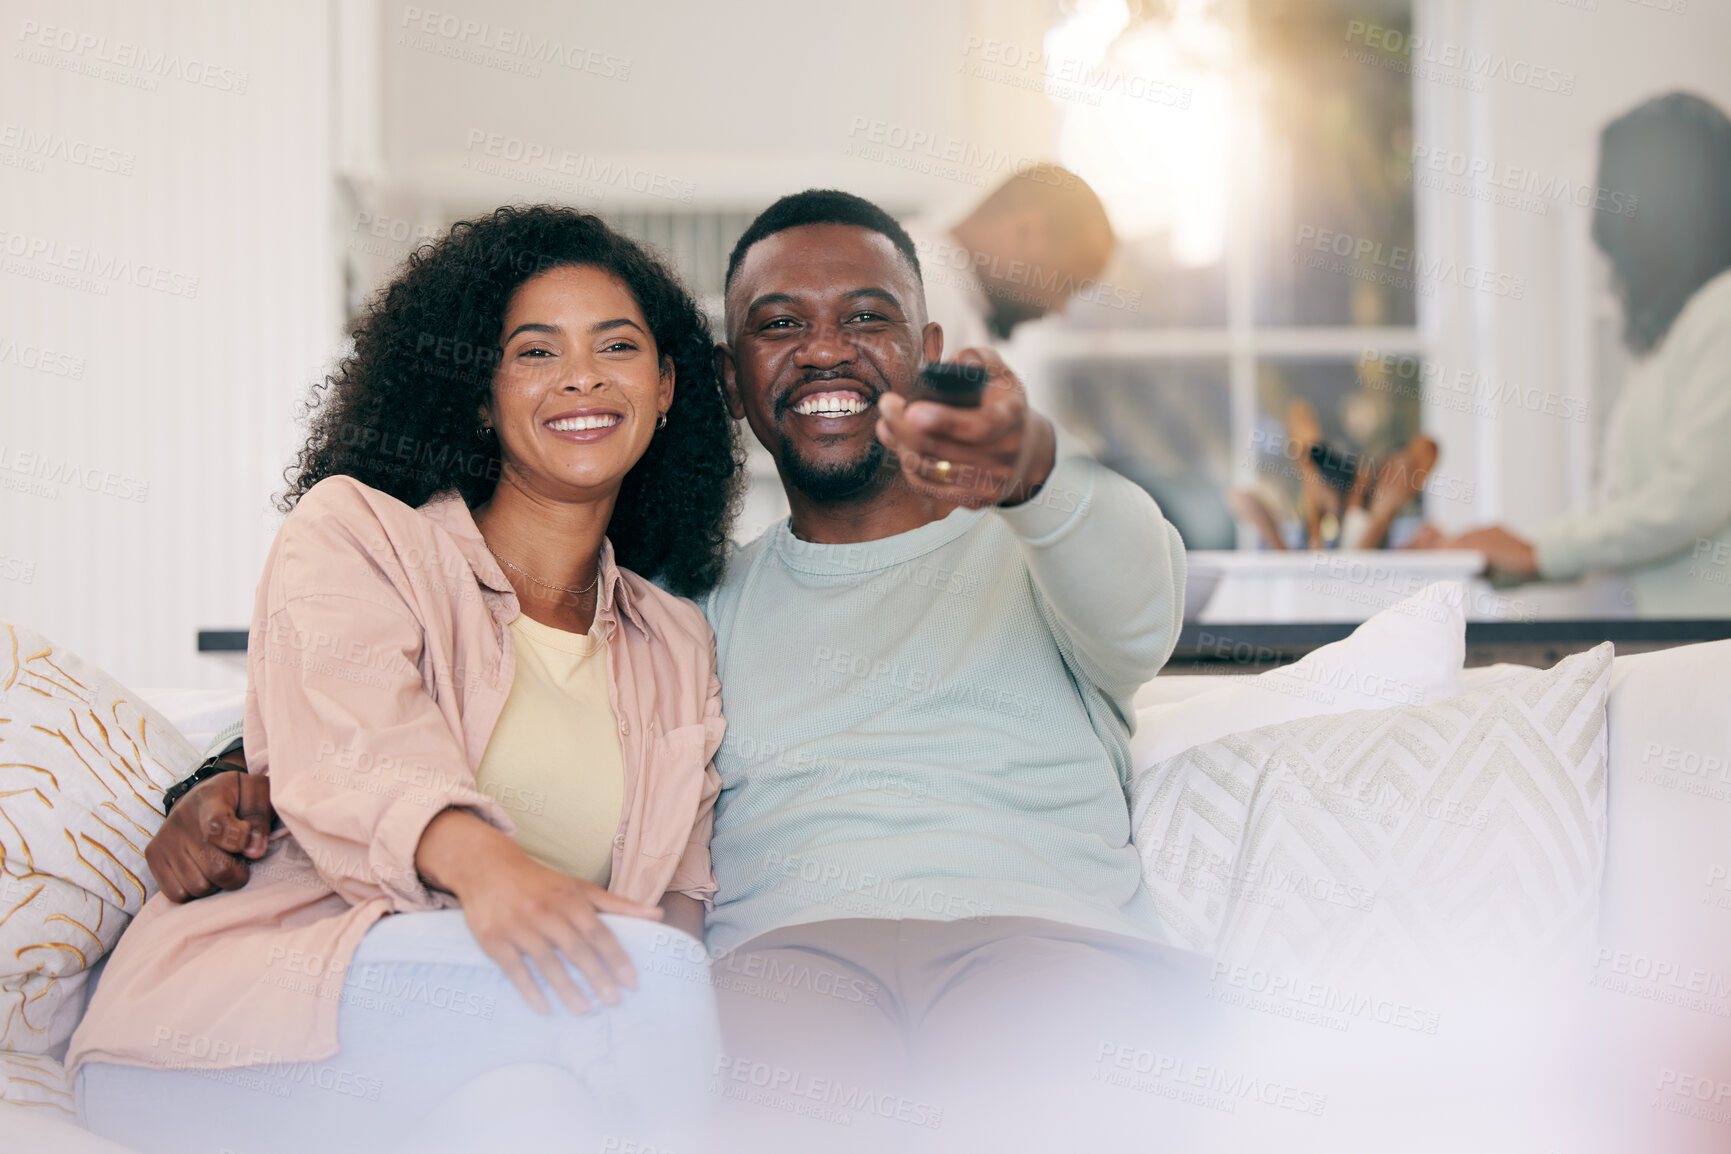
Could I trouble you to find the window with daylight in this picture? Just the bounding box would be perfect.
[1023,0,1420,550]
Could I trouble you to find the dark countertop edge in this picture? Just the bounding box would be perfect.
[202,619,1731,655]
[1177,618,1731,660]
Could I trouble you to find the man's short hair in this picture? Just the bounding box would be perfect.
[724,189,922,290]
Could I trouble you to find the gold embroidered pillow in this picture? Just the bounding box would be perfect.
[0,1050,72,1116]
[1131,643,1613,992]
[0,623,196,1059]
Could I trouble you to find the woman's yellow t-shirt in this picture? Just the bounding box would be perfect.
[474,612,626,885]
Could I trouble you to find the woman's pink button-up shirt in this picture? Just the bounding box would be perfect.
[69,476,724,1073]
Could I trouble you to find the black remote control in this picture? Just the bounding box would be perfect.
[911,362,990,407]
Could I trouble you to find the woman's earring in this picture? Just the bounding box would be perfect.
[656,413,668,430]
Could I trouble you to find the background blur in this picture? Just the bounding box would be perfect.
[2,0,1725,688]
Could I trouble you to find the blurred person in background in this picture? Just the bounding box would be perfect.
[1411,92,1731,615]
[901,162,1116,354]
[906,164,1239,548]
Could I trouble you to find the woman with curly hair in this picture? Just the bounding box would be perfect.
[68,205,743,1153]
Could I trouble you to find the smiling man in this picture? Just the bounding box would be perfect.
[699,190,1201,1151]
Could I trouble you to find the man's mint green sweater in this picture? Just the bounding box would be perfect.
[702,442,1187,955]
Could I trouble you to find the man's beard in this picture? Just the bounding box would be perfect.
[776,434,889,502]
[985,288,1042,339]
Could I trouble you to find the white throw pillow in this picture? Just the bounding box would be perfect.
[134,687,245,759]
[0,624,196,1061]
[1596,639,1731,969]
[1131,580,1467,774]
[1574,639,1731,1146]
[1131,643,1613,993]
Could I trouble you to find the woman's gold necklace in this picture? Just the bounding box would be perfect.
[487,547,600,597]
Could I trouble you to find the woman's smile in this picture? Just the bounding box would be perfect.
[544,407,626,442]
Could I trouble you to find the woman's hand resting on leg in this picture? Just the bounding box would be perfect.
[414,808,664,1014]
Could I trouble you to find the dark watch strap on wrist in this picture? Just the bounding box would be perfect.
[162,757,242,816]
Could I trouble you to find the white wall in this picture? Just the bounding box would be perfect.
[0,0,340,688]
[1415,0,1731,534]
[377,0,1047,218]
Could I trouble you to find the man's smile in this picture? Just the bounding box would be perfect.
[778,378,880,428]
[791,390,870,417]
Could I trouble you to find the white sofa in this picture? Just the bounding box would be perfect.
[9,640,1729,1153]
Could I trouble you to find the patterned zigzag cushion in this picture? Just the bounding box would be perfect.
[1,623,199,1113]
[1131,643,1613,993]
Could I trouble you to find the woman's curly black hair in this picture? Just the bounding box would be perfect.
[283,204,743,597]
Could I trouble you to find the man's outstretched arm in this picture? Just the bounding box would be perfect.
[995,435,1186,705]
[875,347,1185,708]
